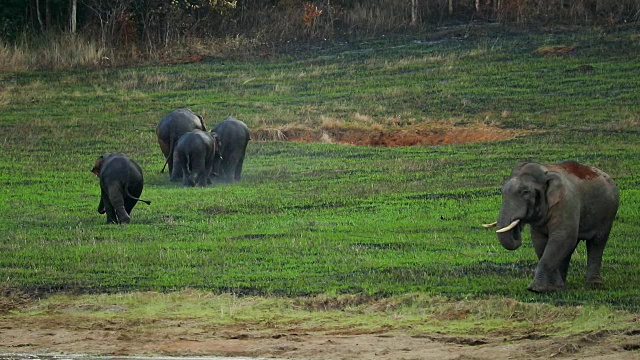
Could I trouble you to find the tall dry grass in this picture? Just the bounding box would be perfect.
[0,33,107,71]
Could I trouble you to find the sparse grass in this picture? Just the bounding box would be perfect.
[0,26,640,338]
[9,290,636,338]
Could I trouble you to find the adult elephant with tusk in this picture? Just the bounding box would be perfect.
[484,161,619,293]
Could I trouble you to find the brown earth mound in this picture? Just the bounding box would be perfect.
[252,124,521,147]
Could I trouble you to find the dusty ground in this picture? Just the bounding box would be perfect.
[2,315,640,359]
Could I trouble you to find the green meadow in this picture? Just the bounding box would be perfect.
[1,24,639,322]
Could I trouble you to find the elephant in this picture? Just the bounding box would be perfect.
[156,108,207,178]
[171,129,222,187]
[91,153,151,224]
[212,116,250,183]
[483,161,619,293]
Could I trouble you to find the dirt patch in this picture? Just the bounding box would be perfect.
[532,45,577,57]
[1,316,640,359]
[252,124,522,147]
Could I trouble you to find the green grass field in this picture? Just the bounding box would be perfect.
[1,24,639,317]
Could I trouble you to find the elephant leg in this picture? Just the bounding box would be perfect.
[528,229,578,293]
[189,152,206,187]
[197,166,209,187]
[234,156,245,182]
[205,156,214,185]
[585,238,607,286]
[167,153,174,175]
[558,241,579,284]
[107,183,130,224]
[217,154,233,183]
[116,206,131,224]
[170,154,183,182]
[102,192,117,224]
[530,228,564,287]
[530,228,547,260]
[181,154,196,187]
[97,197,106,214]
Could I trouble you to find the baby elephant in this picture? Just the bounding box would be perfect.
[171,129,221,187]
[91,153,151,224]
[213,116,250,183]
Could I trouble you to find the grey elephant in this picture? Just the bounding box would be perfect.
[171,129,222,187]
[213,116,250,183]
[483,161,619,293]
[91,153,151,224]
[156,108,207,178]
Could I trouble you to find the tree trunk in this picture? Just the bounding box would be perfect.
[448,0,453,15]
[45,0,51,31]
[411,0,418,25]
[71,0,77,33]
[36,0,44,32]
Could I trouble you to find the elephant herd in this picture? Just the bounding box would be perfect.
[91,108,250,225]
[92,111,621,293]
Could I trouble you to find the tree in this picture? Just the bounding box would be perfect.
[70,0,77,33]
[411,0,418,25]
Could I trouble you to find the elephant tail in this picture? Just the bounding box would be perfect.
[124,185,151,206]
[160,157,169,173]
[160,136,177,173]
[160,142,173,173]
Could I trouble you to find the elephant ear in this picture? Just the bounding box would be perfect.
[197,114,207,131]
[91,155,104,176]
[545,171,564,208]
[211,131,223,159]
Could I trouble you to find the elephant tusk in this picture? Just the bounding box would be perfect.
[482,222,497,228]
[496,219,520,233]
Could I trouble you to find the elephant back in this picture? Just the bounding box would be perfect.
[213,116,250,151]
[176,129,214,150]
[99,153,143,187]
[157,108,207,144]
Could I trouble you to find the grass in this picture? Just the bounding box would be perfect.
[7,290,636,339]
[0,24,640,331]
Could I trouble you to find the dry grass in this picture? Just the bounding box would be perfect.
[0,34,106,71]
[532,45,577,57]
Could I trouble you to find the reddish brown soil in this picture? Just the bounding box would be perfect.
[251,124,522,147]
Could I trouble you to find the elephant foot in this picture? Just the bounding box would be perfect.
[116,207,131,224]
[586,276,604,289]
[527,282,563,293]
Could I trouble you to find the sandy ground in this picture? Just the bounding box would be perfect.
[2,315,640,360]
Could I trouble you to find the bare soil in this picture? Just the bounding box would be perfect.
[2,314,640,359]
[251,123,524,147]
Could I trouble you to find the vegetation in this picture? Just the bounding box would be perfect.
[2,0,640,70]
[0,23,639,334]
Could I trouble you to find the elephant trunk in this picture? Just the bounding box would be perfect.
[496,209,523,251]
